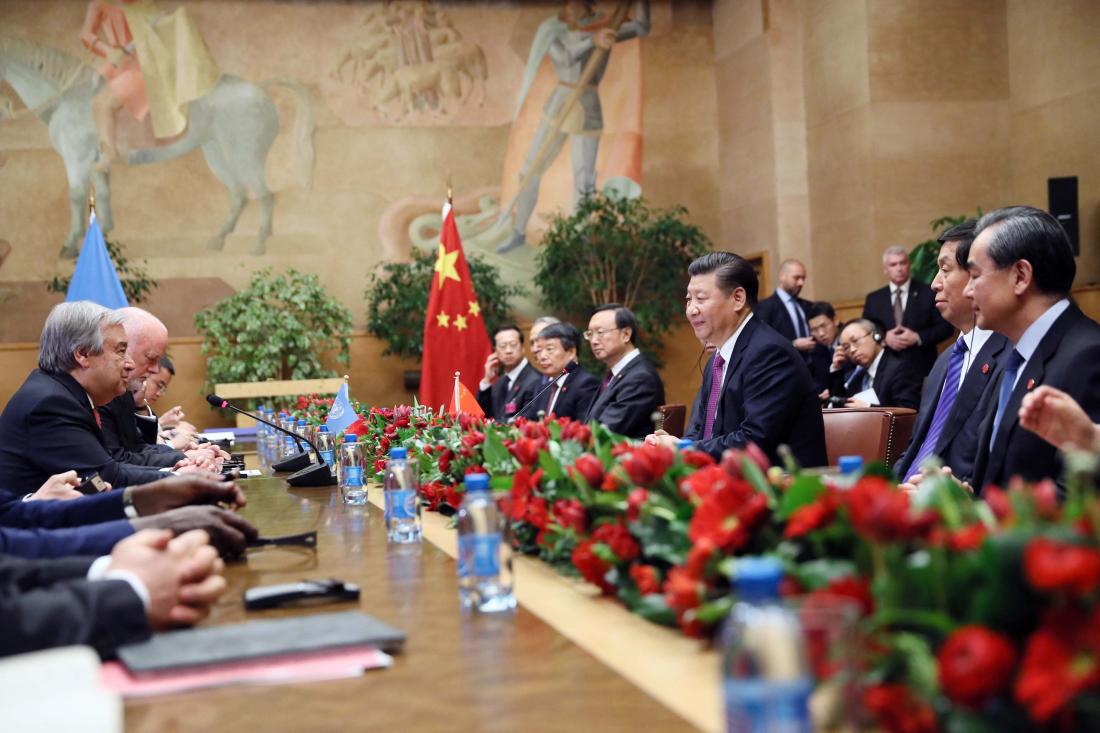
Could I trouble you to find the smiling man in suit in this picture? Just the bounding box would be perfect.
[648,252,826,466]
[964,206,1100,496]
[477,323,542,422]
[863,246,953,378]
[530,322,599,420]
[582,304,664,439]
[896,221,1008,484]
[827,318,921,410]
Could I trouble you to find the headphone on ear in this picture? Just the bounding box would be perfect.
[871,330,883,343]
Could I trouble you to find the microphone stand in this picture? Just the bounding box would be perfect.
[509,363,576,423]
[207,396,335,487]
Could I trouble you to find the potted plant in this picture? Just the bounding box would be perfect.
[365,248,524,391]
[195,269,352,399]
[534,193,710,367]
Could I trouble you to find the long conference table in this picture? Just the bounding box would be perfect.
[124,476,718,732]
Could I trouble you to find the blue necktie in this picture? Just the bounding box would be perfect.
[788,299,808,338]
[989,348,1025,451]
[903,337,968,481]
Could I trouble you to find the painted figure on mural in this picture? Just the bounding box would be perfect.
[497,0,649,254]
[81,0,220,171]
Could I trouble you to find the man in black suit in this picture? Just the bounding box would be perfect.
[0,527,227,659]
[827,319,921,410]
[755,259,817,359]
[530,322,600,421]
[648,253,826,467]
[961,206,1100,496]
[896,222,1008,484]
[583,304,665,439]
[476,323,542,421]
[862,246,954,378]
[805,301,840,395]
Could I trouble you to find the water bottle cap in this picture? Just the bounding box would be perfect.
[465,473,490,492]
[676,438,695,450]
[297,419,307,427]
[389,447,408,459]
[318,425,330,433]
[732,556,784,600]
[838,455,864,474]
[343,434,358,443]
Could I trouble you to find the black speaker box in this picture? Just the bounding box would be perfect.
[1048,176,1079,256]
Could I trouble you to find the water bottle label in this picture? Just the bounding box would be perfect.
[725,678,813,733]
[345,466,363,487]
[320,450,334,467]
[386,489,418,521]
[457,533,501,578]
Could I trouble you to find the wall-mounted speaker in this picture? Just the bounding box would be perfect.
[1048,176,1079,256]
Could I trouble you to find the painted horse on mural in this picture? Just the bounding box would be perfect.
[0,35,315,257]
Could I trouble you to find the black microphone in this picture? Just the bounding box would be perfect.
[510,361,580,422]
[206,395,335,487]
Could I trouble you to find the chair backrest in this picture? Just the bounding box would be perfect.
[213,378,346,427]
[657,404,686,438]
[822,407,917,468]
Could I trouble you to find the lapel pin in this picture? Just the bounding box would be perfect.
[981,363,990,375]
[1026,378,1036,390]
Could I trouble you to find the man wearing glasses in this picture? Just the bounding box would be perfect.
[581,304,664,439]
[530,322,600,420]
[826,318,921,409]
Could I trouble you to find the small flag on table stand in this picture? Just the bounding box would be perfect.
[450,371,484,417]
[325,380,357,434]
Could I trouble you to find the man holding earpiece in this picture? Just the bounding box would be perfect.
[827,318,921,409]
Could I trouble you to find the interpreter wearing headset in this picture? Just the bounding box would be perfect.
[826,317,921,409]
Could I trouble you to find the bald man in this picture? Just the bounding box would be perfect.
[97,308,224,472]
[754,259,817,359]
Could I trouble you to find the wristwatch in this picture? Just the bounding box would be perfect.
[122,486,139,519]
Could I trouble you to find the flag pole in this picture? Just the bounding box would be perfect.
[88,180,96,218]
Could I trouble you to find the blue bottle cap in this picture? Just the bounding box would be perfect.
[297,419,307,427]
[389,447,408,459]
[465,473,490,492]
[318,425,330,433]
[732,556,784,602]
[677,438,695,450]
[838,455,864,475]
[343,433,358,443]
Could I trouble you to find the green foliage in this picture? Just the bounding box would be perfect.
[365,247,525,359]
[535,193,710,367]
[47,237,157,303]
[909,211,983,284]
[194,269,352,392]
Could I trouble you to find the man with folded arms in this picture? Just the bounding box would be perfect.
[647,252,826,467]
[0,527,227,659]
[895,222,1008,484]
[582,304,665,439]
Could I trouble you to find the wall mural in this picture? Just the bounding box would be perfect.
[0,1,690,334]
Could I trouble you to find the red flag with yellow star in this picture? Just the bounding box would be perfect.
[419,202,492,410]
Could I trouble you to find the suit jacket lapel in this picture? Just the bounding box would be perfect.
[713,318,758,426]
[587,357,639,418]
[903,283,922,325]
[938,334,1006,448]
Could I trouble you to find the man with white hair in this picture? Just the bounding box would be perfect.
[861,245,953,378]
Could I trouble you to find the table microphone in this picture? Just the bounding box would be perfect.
[206,395,335,487]
[509,361,579,422]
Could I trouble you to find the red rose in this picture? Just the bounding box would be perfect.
[552,499,587,534]
[464,465,486,475]
[458,412,484,431]
[983,486,1010,521]
[1015,606,1100,723]
[663,567,702,614]
[420,481,444,511]
[461,431,486,451]
[844,477,939,543]
[372,458,387,474]
[592,522,640,562]
[682,449,715,468]
[938,625,1016,707]
[573,453,605,489]
[784,491,839,539]
[804,575,874,617]
[619,443,675,486]
[508,436,545,467]
[626,488,649,522]
[862,684,939,733]
[559,420,592,445]
[630,564,661,595]
[510,466,534,521]
[680,465,740,501]
[526,496,549,530]
[688,479,769,552]
[1024,537,1100,595]
[443,484,464,511]
[572,539,614,594]
[601,472,623,492]
[929,523,987,552]
[685,537,717,579]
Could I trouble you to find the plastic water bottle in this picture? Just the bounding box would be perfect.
[339,434,367,505]
[296,419,312,462]
[316,425,335,469]
[455,473,515,613]
[265,408,280,462]
[677,438,695,450]
[384,447,422,543]
[723,557,814,733]
[280,412,297,458]
[826,455,864,490]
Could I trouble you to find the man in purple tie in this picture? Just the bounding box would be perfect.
[895,221,1008,486]
[646,252,826,466]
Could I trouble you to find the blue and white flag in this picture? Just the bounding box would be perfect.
[65,211,128,308]
[325,383,357,434]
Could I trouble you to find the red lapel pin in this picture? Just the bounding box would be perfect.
[1026,378,1036,390]
[981,363,990,375]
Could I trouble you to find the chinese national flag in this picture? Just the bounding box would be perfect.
[450,375,484,417]
[419,203,491,410]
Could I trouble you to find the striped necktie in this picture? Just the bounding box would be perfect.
[903,337,968,481]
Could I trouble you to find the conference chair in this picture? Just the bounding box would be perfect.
[656,404,686,438]
[821,407,917,468]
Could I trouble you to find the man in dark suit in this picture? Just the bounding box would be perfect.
[529,322,600,421]
[755,260,817,361]
[961,206,1100,496]
[805,301,840,395]
[476,323,543,421]
[583,304,665,439]
[827,319,921,410]
[863,246,954,377]
[0,528,227,659]
[896,222,1008,484]
[648,253,826,467]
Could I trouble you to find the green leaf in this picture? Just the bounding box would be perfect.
[777,475,826,519]
[890,632,940,700]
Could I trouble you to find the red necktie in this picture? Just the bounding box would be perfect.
[93,410,102,429]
